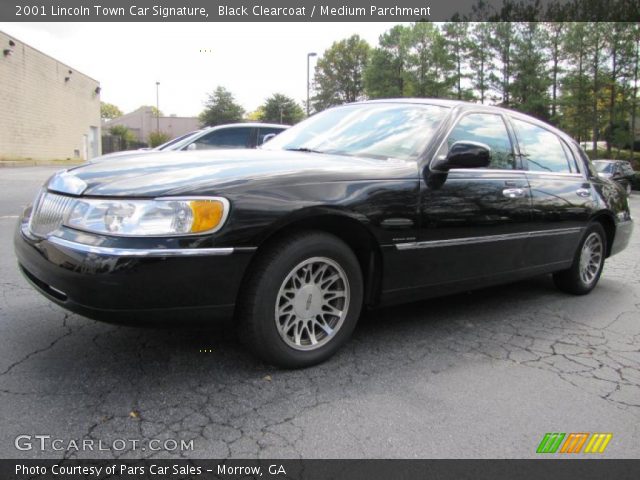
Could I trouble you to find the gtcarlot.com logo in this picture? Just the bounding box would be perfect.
[536,432,612,454]
[15,435,194,452]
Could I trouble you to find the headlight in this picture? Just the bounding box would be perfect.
[64,197,229,236]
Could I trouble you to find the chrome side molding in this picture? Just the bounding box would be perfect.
[396,227,583,250]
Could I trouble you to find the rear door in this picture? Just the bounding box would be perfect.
[510,117,591,269]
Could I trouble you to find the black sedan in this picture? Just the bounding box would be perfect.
[14,100,633,368]
[593,159,636,195]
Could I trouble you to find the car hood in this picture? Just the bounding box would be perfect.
[89,149,154,163]
[52,149,417,197]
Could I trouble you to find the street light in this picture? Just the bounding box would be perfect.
[155,81,160,134]
[306,52,317,116]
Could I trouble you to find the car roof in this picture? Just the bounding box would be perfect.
[202,122,289,130]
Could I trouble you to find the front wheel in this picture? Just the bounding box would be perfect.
[238,231,363,368]
[553,223,606,295]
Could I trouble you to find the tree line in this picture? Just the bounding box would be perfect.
[310,22,640,157]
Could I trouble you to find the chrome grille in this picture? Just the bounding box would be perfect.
[28,191,75,237]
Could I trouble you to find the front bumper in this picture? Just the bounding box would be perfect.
[610,219,633,257]
[14,221,255,323]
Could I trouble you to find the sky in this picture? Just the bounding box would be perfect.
[0,22,406,117]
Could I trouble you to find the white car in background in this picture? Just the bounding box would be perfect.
[92,123,288,163]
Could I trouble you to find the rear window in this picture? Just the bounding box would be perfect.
[512,118,573,173]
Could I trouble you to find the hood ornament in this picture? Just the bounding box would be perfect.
[47,170,87,195]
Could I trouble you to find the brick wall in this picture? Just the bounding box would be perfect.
[0,31,101,161]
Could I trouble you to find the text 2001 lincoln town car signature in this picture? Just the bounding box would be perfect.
[15,100,633,367]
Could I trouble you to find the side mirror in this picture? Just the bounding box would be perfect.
[185,143,197,151]
[432,141,491,171]
[261,133,277,145]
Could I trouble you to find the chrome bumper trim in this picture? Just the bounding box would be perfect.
[48,236,235,257]
[396,227,584,250]
[21,224,236,257]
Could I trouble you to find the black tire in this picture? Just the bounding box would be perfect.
[237,231,363,368]
[553,223,607,295]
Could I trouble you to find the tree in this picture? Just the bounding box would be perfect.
[605,22,635,155]
[108,125,137,149]
[101,102,123,121]
[559,23,591,142]
[245,107,265,121]
[260,94,304,124]
[631,24,640,156]
[311,35,370,112]
[587,22,607,155]
[443,20,472,100]
[405,22,455,98]
[468,22,495,104]
[148,131,170,148]
[364,25,410,99]
[545,22,566,123]
[489,22,516,106]
[510,23,551,120]
[199,87,245,126]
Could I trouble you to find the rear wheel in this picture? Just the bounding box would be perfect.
[553,223,606,295]
[238,231,363,368]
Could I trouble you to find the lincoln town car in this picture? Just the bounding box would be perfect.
[14,100,633,367]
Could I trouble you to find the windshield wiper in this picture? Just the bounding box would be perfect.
[284,147,326,154]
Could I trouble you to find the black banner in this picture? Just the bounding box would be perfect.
[1,0,639,22]
[2,460,640,480]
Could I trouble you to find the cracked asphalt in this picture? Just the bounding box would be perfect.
[1,166,639,459]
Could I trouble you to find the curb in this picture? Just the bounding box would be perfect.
[0,160,85,168]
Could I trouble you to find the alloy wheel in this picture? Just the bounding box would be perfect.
[275,257,350,351]
[579,232,603,285]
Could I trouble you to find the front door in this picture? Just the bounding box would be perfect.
[408,112,533,292]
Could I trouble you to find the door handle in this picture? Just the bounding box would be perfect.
[576,188,591,198]
[502,188,526,198]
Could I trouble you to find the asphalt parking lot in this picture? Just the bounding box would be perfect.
[0,166,639,459]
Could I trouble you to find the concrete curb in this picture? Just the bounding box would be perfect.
[0,160,85,168]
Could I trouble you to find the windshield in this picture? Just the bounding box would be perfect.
[263,103,448,161]
[593,161,614,173]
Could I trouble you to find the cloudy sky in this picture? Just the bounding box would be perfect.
[0,22,405,117]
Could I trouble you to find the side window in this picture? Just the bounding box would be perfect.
[512,119,572,173]
[193,127,252,150]
[257,127,284,145]
[444,113,515,169]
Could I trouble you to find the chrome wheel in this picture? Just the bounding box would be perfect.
[626,183,632,195]
[579,232,603,285]
[275,257,350,351]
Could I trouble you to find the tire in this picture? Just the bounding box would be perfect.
[553,223,607,295]
[237,231,363,368]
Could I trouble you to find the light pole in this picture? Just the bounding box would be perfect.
[155,81,160,134]
[306,52,317,116]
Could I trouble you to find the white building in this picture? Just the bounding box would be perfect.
[0,31,101,161]
[103,106,201,144]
